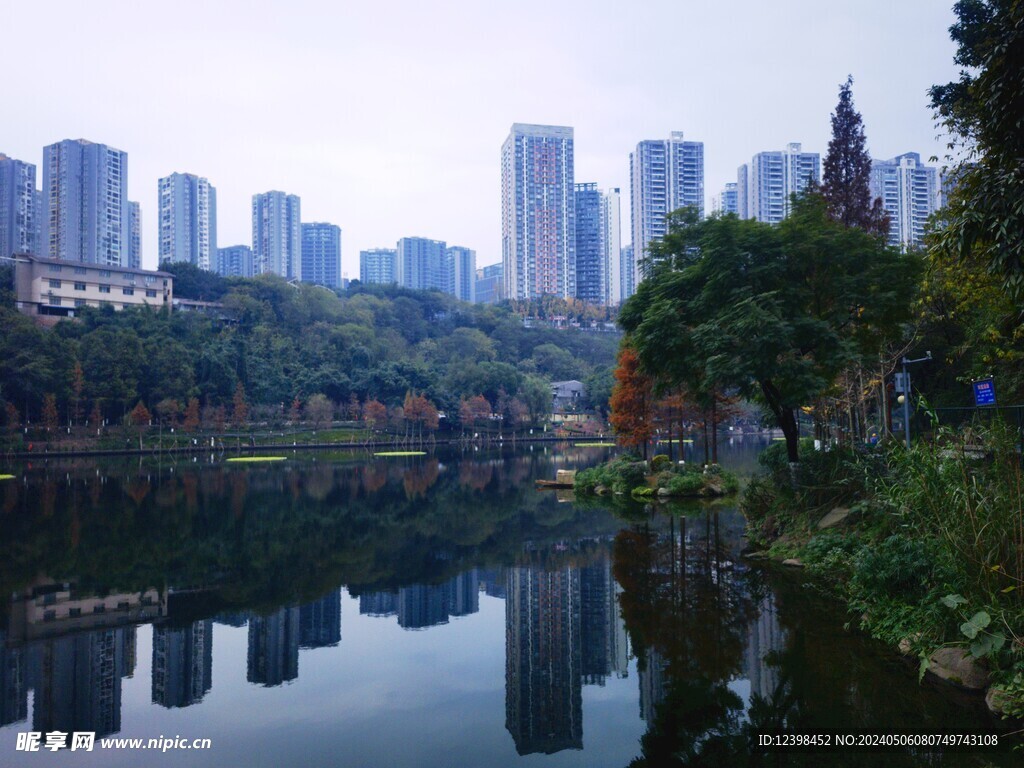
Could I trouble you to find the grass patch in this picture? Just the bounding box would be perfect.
[374,451,427,457]
[574,442,617,447]
[225,456,287,463]
[0,474,15,480]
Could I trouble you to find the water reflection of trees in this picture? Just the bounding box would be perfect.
[612,507,1015,767]
[613,510,757,766]
[0,451,626,618]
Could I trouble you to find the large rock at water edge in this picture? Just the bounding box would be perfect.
[927,647,990,690]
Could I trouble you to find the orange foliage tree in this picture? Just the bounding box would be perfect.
[231,382,248,427]
[362,399,388,431]
[609,345,654,458]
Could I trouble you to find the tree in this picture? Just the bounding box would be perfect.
[183,397,201,431]
[346,393,361,421]
[42,393,59,434]
[460,395,492,432]
[288,397,302,423]
[155,398,181,427]
[608,345,654,458]
[128,401,151,426]
[362,399,388,430]
[620,197,918,463]
[821,76,888,236]
[69,361,85,426]
[5,402,20,433]
[305,393,333,430]
[231,382,248,427]
[89,400,103,429]
[930,1,1024,295]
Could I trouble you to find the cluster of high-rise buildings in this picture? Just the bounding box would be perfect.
[358,239,478,303]
[0,130,946,312]
[499,124,946,306]
[0,140,347,293]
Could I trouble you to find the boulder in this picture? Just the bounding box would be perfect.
[781,558,804,568]
[817,506,852,529]
[743,551,770,560]
[985,685,1012,716]
[927,647,990,691]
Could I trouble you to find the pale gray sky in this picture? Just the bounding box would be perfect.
[6,0,959,273]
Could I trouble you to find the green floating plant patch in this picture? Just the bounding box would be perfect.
[374,451,427,457]
[574,442,617,447]
[226,456,287,463]
[0,474,15,481]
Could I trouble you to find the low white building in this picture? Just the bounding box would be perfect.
[12,252,173,324]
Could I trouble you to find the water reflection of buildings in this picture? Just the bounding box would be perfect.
[7,581,163,642]
[743,594,786,701]
[1,580,154,735]
[505,564,582,755]
[580,560,628,686]
[247,608,300,687]
[638,648,668,723]
[358,570,480,630]
[300,590,342,649]
[30,627,136,738]
[152,620,213,708]
[0,632,27,727]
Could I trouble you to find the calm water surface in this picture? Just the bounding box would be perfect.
[0,439,1016,766]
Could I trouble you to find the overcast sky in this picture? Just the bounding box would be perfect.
[6,1,960,273]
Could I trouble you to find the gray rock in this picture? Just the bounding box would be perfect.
[817,506,851,529]
[985,685,1012,716]
[927,647,990,691]
[743,551,770,560]
[782,558,804,567]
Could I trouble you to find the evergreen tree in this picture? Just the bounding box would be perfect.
[821,76,888,236]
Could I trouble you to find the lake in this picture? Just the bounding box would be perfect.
[0,438,1015,766]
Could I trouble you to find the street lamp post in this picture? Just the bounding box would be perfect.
[899,352,932,449]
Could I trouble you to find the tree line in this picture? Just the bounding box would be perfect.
[0,271,620,437]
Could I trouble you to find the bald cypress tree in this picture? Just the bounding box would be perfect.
[821,76,889,236]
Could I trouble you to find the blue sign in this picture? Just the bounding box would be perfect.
[973,378,996,407]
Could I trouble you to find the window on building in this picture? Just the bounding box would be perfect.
[146,289,157,298]
[99,285,110,293]
[122,288,134,296]
[48,264,62,273]
[48,279,61,288]
[99,269,111,277]
[74,266,87,275]
[74,299,86,307]
[74,282,86,291]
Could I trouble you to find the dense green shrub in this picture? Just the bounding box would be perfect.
[665,473,704,496]
[650,454,672,472]
[576,456,647,495]
[849,535,954,603]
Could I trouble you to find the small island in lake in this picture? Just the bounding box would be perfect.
[574,453,739,499]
